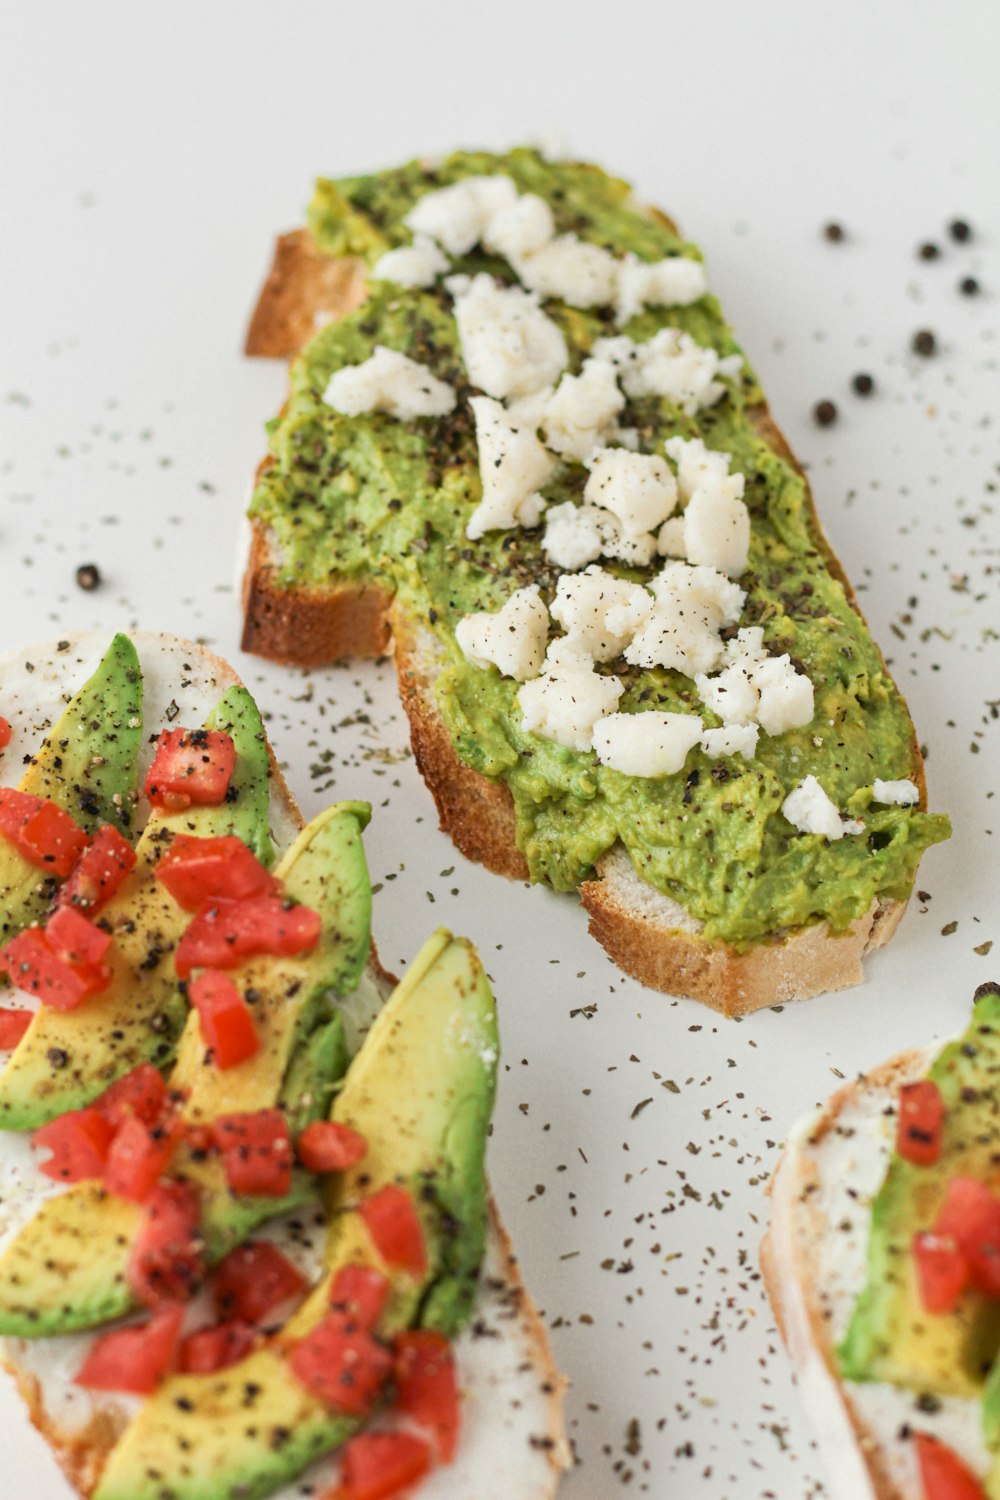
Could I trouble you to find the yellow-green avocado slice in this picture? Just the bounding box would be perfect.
[0,684,273,1130]
[839,982,1000,1397]
[0,634,143,943]
[0,801,371,1336]
[94,929,497,1500]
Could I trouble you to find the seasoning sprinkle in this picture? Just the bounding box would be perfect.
[949,218,972,243]
[918,242,940,261]
[851,373,875,397]
[813,400,838,427]
[823,221,845,243]
[75,563,101,591]
[959,276,980,297]
[912,329,937,357]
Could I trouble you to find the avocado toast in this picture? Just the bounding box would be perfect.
[762,981,1000,1499]
[239,147,949,1015]
[0,633,567,1500]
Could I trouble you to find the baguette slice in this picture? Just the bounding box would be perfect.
[762,1040,994,1499]
[0,631,569,1500]
[241,192,931,1015]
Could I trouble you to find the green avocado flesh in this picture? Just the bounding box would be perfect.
[248,147,950,948]
[0,634,143,942]
[94,930,497,1500]
[0,802,371,1336]
[0,685,273,1130]
[839,986,1000,1398]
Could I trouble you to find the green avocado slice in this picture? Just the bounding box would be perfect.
[93,929,497,1500]
[0,685,272,1130]
[839,984,1000,1397]
[0,801,371,1335]
[0,634,143,943]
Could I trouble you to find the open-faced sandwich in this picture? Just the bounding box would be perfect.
[240,147,949,1015]
[763,980,1000,1500]
[0,632,568,1500]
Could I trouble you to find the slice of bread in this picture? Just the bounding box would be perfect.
[0,632,569,1500]
[239,171,936,1016]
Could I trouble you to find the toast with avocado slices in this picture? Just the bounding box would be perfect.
[240,147,949,1016]
[0,633,568,1500]
[761,980,1000,1500]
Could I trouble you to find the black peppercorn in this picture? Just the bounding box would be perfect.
[949,219,972,243]
[75,563,101,591]
[852,373,875,396]
[823,222,845,243]
[959,276,980,297]
[813,399,838,426]
[912,330,937,357]
[918,242,940,261]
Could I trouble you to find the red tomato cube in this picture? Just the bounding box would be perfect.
[0,927,109,1010]
[175,895,321,980]
[178,1319,257,1374]
[212,1109,293,1197]
[340,1430,434,1500]
[155,834,277,910]
[104,1115,180,1203]
[897,1079,946,1166]
[297,1120,368,1175]
[97,1063,170,1129]
[934,1177,1000,1297]
[213,1240,307,1324]
[913,1230,970,1315]
[34,1107,115,1183]
[59,824,136,913]
[0,1007,32,1049]
[189,970,260,1070]
[0,716,11,749]
[358,1185,428,1279]
[75,1303,185,1395]
[328,1263,390,1332]
[127,1180,204,1307]
[45,905,113,969]
[914,1431,989,1500]
[0,788,90,877]
[145,728,236,811]
[288,1313,391,1415]
[394,1329,459,1462]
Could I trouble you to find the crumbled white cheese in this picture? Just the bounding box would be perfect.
[616,254,708,325]
[695,660,759,726]
[322,345,456,420]
[725,626,766,667]
[465,396,555,540]
[512,357,625,463]
[664,435,733,501]
[593,711,704,777]
[517,639,624,751]
[593,330,742,414]
[621,563,745,677]
[513,234,619,308]
[542,502,658,571]
[753,655,815,736]
[583,449,678,538]
[873,778,920,806]
[782,776,863,840]
[701,723,760,761]
[482,193,555,260]
[656,515,686,558]
[455,585,549,681]
[405,175,519,255]
[649,562,746,630]
[683,477,750,577]
[450,273,568,400]
[372,236,449,289]
[550,566,650,663]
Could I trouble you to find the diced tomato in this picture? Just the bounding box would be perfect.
[288,1312,391,1415]
[0,1007,32,1049]
[34,1107,115,1183]
[104,1114,181,1203]
[358,1185,428,1279]
[59,824,136,913]
[174,895,321,980]
[155,834,277,910]
[189,970,260,1070]
[0,716,11,750]
[44,905,113,969]
[0,787,90,877]
[329,1264,390,1332]
[75,1302,185,1395]
[338,1431,434,1500]
[97,1063,170,1130]
[934,1177,1000,1297]
[145,727,236,812]
[212,1109,293,1197]
[914,1431,988,1500]
[0,926,109,1010]
[913,1230,970,1314]
[897,1079,946,1167]
[178,1319,257,1374]
[393,1330,459,1463]
[297,1120,368,1175]
[127,1180,204,1306]
[213,1241,307,1324]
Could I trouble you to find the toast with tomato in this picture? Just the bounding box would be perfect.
[0,632,568,1500]
[761,981,1000,1500]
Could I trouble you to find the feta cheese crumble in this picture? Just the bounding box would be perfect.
[542,502,658,571]
[616,253,708,325]
[465,397,555,540]
[482,193,555,259]
[512,235,619,308]
[701,723,760,761]
[583,449,678,539]
[405,175,519,255]
[593,711,704,777]
[782,776,863,840]
[450,274,568,401]
[682,476,750,577]
[513,357,625,463]
[323,346,456,420]
[873,778,920,806]
[455,585,549,681]
[372,236,449,289]
[593,330,742,415]
[517,639,623,751]
[550,566,649,663]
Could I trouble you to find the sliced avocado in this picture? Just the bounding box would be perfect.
[94,930,497,1500]
[1,634,143,943]
[279,1012,350,1138]
[0,686,273,1129]
[839,985,1000,1396]
[0,802,371,1334]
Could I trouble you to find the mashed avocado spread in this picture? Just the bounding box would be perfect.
[249,147,949,948]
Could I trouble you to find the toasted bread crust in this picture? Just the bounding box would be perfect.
[245,231,367,359]
[240,224,928,1009]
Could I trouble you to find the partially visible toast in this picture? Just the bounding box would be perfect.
[240,204,932,1015]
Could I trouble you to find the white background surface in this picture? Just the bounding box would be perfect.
[1,2,998,1495]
